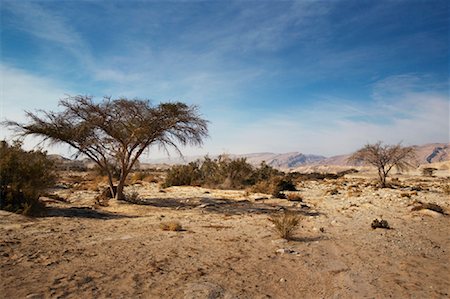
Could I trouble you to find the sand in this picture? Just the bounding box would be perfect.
[1,172,449,298]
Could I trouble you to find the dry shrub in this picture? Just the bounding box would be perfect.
[268,210,301,240]
[125,187,140,202]
[400,192,411,198]
[160,221,183,231]
[73,171,108,191]
[129,171,161,184]
[251,176,296,198]
[286,193,303,202]
[371,219,390,229]
[163,156,282,190]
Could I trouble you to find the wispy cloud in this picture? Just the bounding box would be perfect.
[207,74,449,156]
[0,64,75,153]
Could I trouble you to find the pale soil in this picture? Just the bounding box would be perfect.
[1,173,450,298]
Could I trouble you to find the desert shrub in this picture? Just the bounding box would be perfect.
[129,170,161,184]
[251,161,281,182]
[286,193,303,202]
[0,140,55,216]
[163,155,282,190]
[125,187,140,202]
[251,176,296,198]
[160,221,183,231]
[163,161,202,187]
[422,167,437,177]
[163,155,298,194]
[219,157,255,188]
[371,218,390,229]
[268,210,301,240]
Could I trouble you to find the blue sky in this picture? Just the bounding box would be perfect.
[1,0,449,159]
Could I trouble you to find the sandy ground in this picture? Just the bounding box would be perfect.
[1,172,449,298]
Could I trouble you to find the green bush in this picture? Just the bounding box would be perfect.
[0,141,55,216]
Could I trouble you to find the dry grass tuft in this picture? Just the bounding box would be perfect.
[286,193,303,202]
[160,221,183,231]
[268,210,301,240]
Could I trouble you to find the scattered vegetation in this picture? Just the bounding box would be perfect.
[348,142,416,188]
[0,140,55,216]
[160,221,183,231]
[268,210,301,240]
[371,218,391,229]
[163,156,295,196]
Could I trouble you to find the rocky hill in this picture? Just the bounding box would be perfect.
[50,142,449,171]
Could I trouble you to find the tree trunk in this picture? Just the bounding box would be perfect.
[380,171,387,188]
[106,174,116,199]
[115,179,126,200]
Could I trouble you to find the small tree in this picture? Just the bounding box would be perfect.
[5,95,208,200]
[348,142,415,187]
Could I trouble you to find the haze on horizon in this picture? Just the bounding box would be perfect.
[1,0,449,159]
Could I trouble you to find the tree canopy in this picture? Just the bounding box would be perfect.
[5,95,209,199]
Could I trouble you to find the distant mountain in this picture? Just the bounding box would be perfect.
[298,142,450,168]
[49,142,450,171]
[145,152,326,169]
[412,143,449,164]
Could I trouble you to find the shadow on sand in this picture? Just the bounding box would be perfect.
[125,196,323,217]
[45,206,135,220]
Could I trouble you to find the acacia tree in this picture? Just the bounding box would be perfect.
[348,142,416,187]
[5,95,208,200]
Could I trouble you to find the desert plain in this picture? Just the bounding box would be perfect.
[1,167,449,299]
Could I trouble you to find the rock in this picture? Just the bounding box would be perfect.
[271,239,288,244]
[197,203,211,208]
[254,197,268,201]
[276,248,300,255]
[279,278,287,283]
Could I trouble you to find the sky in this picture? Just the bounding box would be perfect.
[0,0,449,160]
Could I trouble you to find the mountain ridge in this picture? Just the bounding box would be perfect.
[144,142,449,169]
[49,142,450,170]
